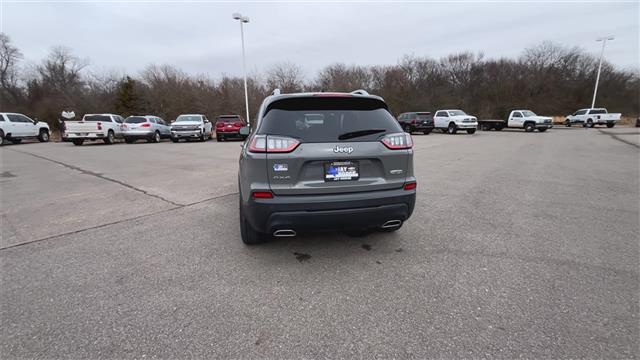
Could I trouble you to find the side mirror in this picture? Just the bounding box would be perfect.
[239,126,251,136]
[204,119,210,123]
[33,119,38,124]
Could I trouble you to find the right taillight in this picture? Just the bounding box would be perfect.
[404,182,417,190]
[381,133,413,150]
[249,135,300,153]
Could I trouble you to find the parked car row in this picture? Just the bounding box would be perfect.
[0,104,624,146]
[396,107,621,135]
[59,113,248,146]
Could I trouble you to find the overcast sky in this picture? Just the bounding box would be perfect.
[1,1,638,80]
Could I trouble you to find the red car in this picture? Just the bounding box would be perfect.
[215,115,248,141]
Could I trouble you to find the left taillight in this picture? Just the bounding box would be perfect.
[403,181,417,191]
[381,132,413,150]
[248,135,300,153]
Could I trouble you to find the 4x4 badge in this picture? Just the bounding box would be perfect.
[333,145,354,154]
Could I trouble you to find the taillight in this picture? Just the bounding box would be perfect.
[411,118,416,124]
[141,123,151,127]
[248,135,300,153]
[404,181,417,191]
[252,191,273,199]
[97,122,102,130]
[381,133,412,150]
[216,122,224,127]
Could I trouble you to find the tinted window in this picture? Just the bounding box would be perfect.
[589,109,606,114]
[416,114,433,121]
[575,110,587,115]
[84,115,111,122]
[513,112,523,118]
[125,116,147,124]
[7,114,32,123]
[259,97,401,142]
[436,111,448,117]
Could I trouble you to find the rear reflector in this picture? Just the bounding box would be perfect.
[249,135,300,153]
[252,191,273,199]
[404,182,417,190]
[381,132,413,150]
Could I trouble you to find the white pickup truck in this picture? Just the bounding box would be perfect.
[63,114,125,145]
[433,109,478,134]
[0,112,51,145]
[477,110,553,132]
[565,108,621,128]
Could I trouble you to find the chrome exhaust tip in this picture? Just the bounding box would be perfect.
[273,229,297,237]
[381,220,402,229]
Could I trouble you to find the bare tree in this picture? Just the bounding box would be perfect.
[0,32,23,106]
[265,61,305,93]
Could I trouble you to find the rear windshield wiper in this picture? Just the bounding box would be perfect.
[338,129,386,140]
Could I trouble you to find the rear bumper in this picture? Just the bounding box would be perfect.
[216,130,245,138]
[63,132,104,139]
[410,124,434,131]
[123,130,155,138]
[243,188,416,234]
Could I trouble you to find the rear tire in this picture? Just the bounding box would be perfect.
[606,122,615,128]
[38,129,50,142]
[104,130,115,144]
[72,139,84,146]
[11,138,22,144]
[466,129,476,134]
[447,123,457,134]
[152,131,161,143]
[403,124,411,134]
[239,196,267,245]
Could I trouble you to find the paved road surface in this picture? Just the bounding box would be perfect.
[1,127,638,358]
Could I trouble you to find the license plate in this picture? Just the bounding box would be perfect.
[324,161,359,181]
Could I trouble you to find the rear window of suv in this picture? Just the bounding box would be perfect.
[217,116,242,123]
[125,116,148,123]
[259,97,402,142]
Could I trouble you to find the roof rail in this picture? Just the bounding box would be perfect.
[272,88,281,96]
[350,89,369,95]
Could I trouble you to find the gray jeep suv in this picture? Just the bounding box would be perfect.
[238,90,416,244]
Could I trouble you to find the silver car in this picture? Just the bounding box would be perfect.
[123,115,171,143]
[238,89,416,244]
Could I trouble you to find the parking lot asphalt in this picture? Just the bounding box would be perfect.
[1,127,638,358]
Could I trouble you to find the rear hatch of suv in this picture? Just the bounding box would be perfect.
[252,95,412,195]
[216,115,243,133]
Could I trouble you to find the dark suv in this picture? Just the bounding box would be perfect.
[237,90,417,244]
[215,114,247,141]
[397,112,434,134]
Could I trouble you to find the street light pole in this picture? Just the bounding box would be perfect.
[591,35,614,109]
[233,13,250,126]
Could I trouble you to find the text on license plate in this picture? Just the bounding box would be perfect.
[324,161,359,181]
